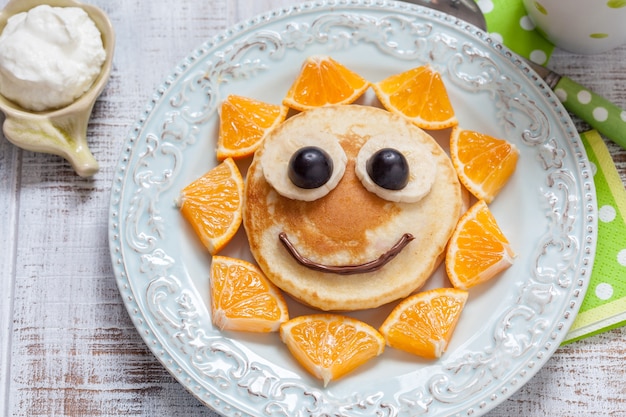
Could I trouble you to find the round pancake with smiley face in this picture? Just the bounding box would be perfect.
[243,105,463,311]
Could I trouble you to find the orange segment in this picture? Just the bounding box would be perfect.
[372,64,457,130]
[217,95,288,160]
[450,127,519,203]
[379,288,468,359]
[210,256,289,332]
[279,314,385,386]
[445,200,516,290]
[178,158,243,254]
[282,55,370,111]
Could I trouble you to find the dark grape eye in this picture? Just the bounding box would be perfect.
[261,131,346,201]
[288,146,334,189]
[356,135,435,203]
[366,148,409,190]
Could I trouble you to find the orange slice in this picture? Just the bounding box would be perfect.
[280,314,385,386]
[178,158,243,254]
[379,288,468,359]
[282,55,370,111]
[217,95,288,160]
[210,256,289,332]
[372,64,457,130]
[450,127,519,203]
[445,200,516,290]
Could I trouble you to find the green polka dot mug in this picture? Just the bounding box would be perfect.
[522,0,626,54]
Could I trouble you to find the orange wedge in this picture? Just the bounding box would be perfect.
[282,55,369,111]
[379,288,468,359]
[217,95,288,160]
[372,64,457,130]
[445,200,516,290]
[178,158,243,254]
[280,314,385,386]
[450,127,519,203]
[210,256,289,332]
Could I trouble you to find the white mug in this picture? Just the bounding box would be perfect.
[522,0,626,54]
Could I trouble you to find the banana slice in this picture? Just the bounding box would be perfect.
[260,130,347,201]
[355,134,437,203]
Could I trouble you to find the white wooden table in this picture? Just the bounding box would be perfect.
[1,0,625,416]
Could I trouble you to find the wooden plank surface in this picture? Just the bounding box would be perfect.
[1,1,625,416]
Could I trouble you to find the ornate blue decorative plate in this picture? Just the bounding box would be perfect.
[109,1,597,415]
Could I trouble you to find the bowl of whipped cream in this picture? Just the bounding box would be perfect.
[0,0,114,177]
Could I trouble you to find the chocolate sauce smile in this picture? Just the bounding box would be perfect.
[278,232,415,275]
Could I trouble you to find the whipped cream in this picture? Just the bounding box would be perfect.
[0,5,106,111]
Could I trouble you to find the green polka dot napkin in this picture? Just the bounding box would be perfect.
[563,130,626,344]
[478,1,626,342]
[477,0,555,63]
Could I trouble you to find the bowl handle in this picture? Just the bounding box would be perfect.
[2,107,99,177]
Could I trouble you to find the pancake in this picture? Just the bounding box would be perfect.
[243,105,463,311]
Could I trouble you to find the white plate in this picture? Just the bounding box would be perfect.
[108,1,597,415]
